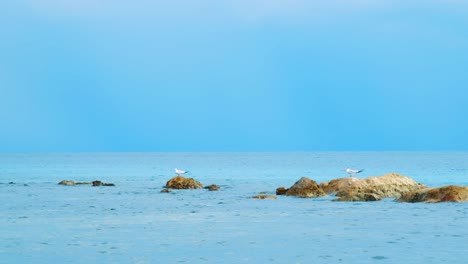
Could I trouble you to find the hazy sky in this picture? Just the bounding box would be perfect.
[1,1,467,151]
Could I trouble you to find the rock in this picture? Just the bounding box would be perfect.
[252,194,278,200]
[165,176,203,189]
[92,180,115,187]
[160,188,172,193]
[333,193,381,202]
[204,184,220,191]
[321,173,425,201]
[398,185,468,203]
[58,180,92,185]
[321,177,361,194]
[284,177,326,198]
[58,180,76,185]
[276,187,288,195]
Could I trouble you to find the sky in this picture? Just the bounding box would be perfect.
[1,0,468,152]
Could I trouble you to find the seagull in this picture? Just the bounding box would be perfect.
[345,168,364,177]
[175,168,188,176]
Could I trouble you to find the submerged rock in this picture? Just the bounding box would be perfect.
[252,194,278,200]
[160,188,172,193]
[204,184,220,191]
[284,177,326,198]
[321,173,425,201]
[398,185,468,203]
[165,176,203,189]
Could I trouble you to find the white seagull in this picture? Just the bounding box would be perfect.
[175,168,188,176]
[345,168,364,177]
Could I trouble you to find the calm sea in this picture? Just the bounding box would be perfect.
[0,152,467,263]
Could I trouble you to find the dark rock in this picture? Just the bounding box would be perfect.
[204,184,220,191]
[284,177,326,198]
[276,187,288,195]
[92,180,115,187]
[398,185,468,203]
[160,188,172,193]
[165,176,203,189]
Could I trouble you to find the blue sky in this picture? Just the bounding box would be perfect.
[1,1,467,151]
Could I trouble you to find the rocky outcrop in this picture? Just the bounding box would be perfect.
[204,184,220,191]
[165,176,203,189]
[321,173,425,202]
[398,185,468,203]
[284,177,326,198]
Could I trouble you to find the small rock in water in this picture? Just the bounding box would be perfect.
[276,187,288,195]
[160,188,172,193]
[204,184,220,191]
[92,180,115,187]
[165,176,203,189]
[58,180,76,185]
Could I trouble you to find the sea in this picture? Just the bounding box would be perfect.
[0,152,467,264]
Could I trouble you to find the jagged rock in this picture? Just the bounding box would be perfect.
[252,194,278,200]
[321,173,425,201]
[165,176,203,189]
[398,185,468,203]
[160,188,172,193]
[276,187,288,195]
[284,177,326,198]
[204,184,220,191]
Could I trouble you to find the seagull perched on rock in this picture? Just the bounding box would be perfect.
[175,168,188,176]
[345,168,364,177]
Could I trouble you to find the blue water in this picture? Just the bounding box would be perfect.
[0,152,467,263]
